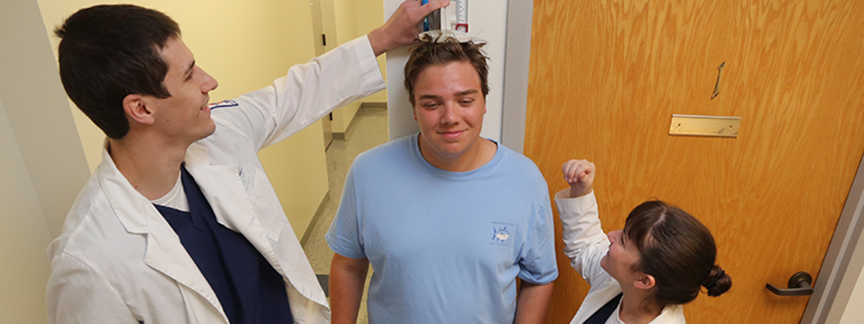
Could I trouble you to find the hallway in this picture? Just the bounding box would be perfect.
[303,107,389,323]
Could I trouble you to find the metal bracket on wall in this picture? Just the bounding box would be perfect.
[669,114,741,138]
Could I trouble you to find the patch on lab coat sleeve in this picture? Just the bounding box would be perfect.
[209,99,239,109]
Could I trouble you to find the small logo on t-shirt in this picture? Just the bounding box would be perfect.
[492,227,510,242]
[490,221,514,246]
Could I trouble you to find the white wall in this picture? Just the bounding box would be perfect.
[385,0,507,141]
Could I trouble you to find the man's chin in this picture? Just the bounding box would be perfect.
[196,123,217,140]
[600,255,609,272]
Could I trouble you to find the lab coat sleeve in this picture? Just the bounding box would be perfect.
[47,253,137,324]
[213,35,386,152]
[553,190,610,286]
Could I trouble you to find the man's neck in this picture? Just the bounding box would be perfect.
[419,137,497,172]
[108,134,189,200]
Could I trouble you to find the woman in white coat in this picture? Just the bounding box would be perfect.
[553,159,731,324]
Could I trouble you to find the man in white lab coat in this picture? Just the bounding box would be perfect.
[45,1,448,323]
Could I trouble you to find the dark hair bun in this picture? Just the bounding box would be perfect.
[704,265,732,297]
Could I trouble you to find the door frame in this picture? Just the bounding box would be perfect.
[310,0,335,149]
[498,0,864,322]
[803,154,864,323]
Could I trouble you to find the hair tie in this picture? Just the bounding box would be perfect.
[704,270,725,289]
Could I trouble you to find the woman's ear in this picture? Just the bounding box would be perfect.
[123,94,155,125]
[634,273,656,291]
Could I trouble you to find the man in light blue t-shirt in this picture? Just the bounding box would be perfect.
[326,36,558,324]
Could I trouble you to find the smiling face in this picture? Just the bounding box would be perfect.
[140,37,218,145]
[601,229,645,285]
[412,61,486,166]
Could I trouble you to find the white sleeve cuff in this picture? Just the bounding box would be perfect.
[554,189,597,215]
[352,35,386,94]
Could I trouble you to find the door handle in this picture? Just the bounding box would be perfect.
[766,271,814,296]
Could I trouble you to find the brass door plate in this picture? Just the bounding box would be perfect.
[669,114,741,137]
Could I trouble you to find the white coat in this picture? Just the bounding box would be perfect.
[554,190,686,324]
[46,36,385,324]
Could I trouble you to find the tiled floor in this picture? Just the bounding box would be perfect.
[303,107,389,324]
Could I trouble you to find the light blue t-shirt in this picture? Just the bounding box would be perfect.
[326,133,558,324]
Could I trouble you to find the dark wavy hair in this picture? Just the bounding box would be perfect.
[54,4,180,139]
[624,200,732,305]
[403,35,489,105]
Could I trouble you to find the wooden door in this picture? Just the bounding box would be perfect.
[525,1,864,323]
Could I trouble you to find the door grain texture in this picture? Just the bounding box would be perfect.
[525,1,864,323]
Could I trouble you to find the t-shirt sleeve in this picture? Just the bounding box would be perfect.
[325,168,367,259]
[517,194,559,285]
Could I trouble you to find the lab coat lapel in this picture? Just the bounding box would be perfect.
[184,143,330,313]
[182,144,288,279]
[98,147,229,323]
[142,211,230,323]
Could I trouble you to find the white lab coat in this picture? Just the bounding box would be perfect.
[554,190,686,324]
[46,36,385,324]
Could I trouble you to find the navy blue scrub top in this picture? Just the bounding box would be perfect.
[154,165,293,324]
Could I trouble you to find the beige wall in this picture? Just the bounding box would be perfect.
[356,0,388,103]
[257,119,328,239]
[329,0,387,134]
[0,0,91,321]
[0,96,54,324]
[329,0,362,133]
[334,0,359,44]
[840,265,864,323]
[37,0,330,239]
